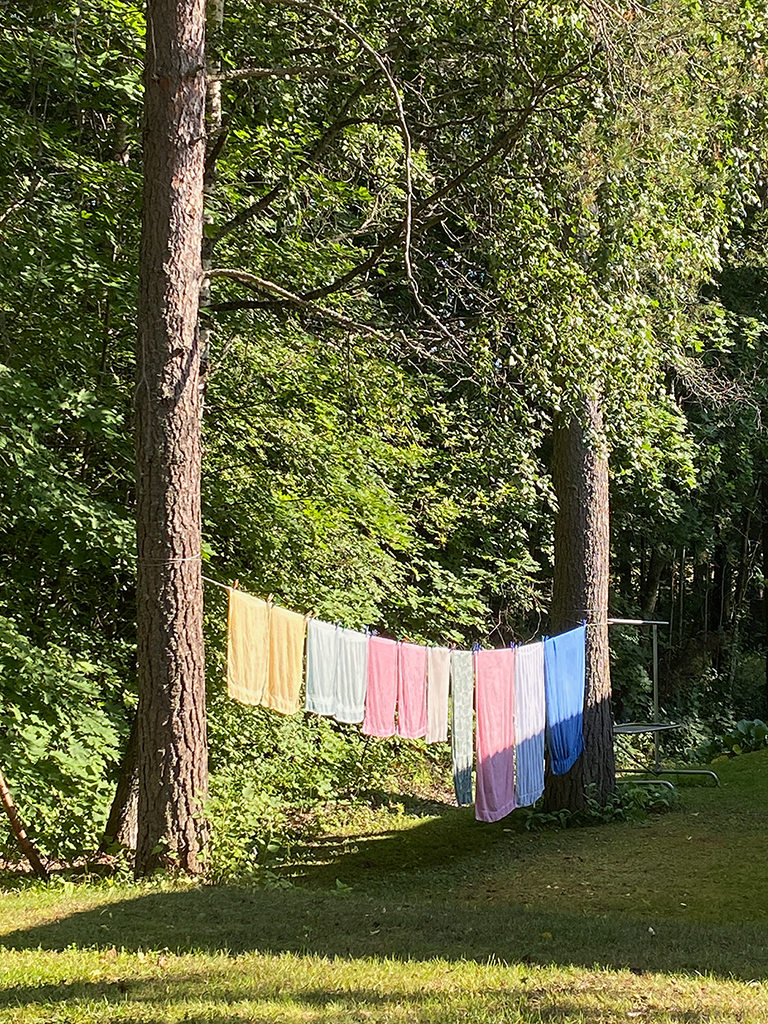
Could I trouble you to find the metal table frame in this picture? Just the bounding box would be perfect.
[608,618,719,787]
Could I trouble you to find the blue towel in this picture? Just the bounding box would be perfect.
[544,625,586,775]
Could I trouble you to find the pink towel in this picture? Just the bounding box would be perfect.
[363,636,399,737]
[475,647,516,822]
[397,642,428,738]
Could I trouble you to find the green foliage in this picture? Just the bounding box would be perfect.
[3,0,768,859]
[0,615,126,859]
[522,781,677,831]
[692,718,768,762]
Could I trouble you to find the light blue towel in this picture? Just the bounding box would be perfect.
[450,650,474,805]
[544,624,586,775]
[514,640,546,806]
[305,619,338,716]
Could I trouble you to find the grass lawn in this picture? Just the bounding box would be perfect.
[1,749,767,1022]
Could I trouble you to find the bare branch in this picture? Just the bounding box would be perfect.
[301,104,541,303]
[209,74,379,251]
[209,64,351,81]
[0,176,42,231]
[307,71,379,162]
[208,267,390,340]
[211,183,284,248]
[263,0,438,326]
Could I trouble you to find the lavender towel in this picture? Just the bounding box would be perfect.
[513,640,546,806]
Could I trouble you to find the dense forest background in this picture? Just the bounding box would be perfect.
[2,0,768,869]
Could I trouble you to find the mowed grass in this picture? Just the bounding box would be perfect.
[1,749,768,1022]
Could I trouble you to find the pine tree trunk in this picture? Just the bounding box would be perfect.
[544,396,615,810]
[134,0,208,877]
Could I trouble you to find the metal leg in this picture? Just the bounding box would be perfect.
[652,624,660,772]
[652,768,719,786]
[617,778,676,793]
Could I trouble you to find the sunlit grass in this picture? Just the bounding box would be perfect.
[1,749,767,1023]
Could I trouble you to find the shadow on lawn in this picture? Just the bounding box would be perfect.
[289,801,512,886]
[3,879,768,981]
[0,968,722,1024]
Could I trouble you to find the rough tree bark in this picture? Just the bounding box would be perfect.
[134,0,208,877]
[544,395,615,810]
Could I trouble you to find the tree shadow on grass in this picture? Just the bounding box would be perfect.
[290,801,510,887]
[3,797,768,982]
[0,968,746,1024]
[3,877,767,981]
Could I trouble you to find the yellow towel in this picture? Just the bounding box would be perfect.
[227,589,269,705]
[264,604,307,715]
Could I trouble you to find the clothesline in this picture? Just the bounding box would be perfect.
[219,583,588,824]
[202,575,234,591]
[202,574,581,647]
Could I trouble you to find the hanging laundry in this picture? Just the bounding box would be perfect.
[514,640,546,806]
[227,588,270,706]
[334,628,369,724]
[426,646,450,743]
[475,647,516,823]
[450,649,474,805]
[397,642,428,738]
[305,619,339,716]
[544,624,586,775]
[363,636,398,737]
[264,605,306,715]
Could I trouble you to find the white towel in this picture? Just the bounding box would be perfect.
[426,646,451,743]
[334,628,369,723]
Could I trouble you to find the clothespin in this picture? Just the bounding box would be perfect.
[471,641,481,652]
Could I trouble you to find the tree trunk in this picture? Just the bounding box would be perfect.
[100,715,139,853]
[0,764,48,879]
[544,396,615,810]
[763,477,768,709]
[134,0,208,877]
[639,546,666,620]
[710,539,732,634]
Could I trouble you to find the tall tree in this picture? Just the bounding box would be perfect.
[545,396,615,809]
[134,0,208,877]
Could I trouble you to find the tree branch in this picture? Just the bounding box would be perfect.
[301,102,541,303]
[208,267,389,339]
[209,74,380,251]
[209,64,351,81]
[210,183,284,247]
[263,0,431,321]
